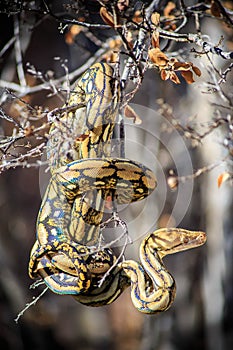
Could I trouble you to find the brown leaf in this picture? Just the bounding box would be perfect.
[132,10,143,23]
[100,7,116,27]
[170,72,181,84]
[164,20,177,31]
[102,38,122,62]
[160,69,169,81]
[192,65,202,76]
[108,38,122,49]
[181,70,195,84]
[151,12,160,26]
[210,1,222,17]
[24,125,35,137]
[151,31,160,48]
[217,172,230,188]
[173,62,192,71]
[102,51,119,63]
[149,48,169,66]
[124,105,142,124]
[164,1,176,17]
[65,25,83,44]
[117,0,129,12]
[173,61,201,77]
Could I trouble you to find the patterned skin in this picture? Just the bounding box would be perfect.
[28,63,206,313]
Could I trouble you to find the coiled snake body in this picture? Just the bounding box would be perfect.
[29,63,206,313]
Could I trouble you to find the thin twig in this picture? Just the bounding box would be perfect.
[41,0,110,29]
[177,157,229,183]
[0,36,16,57]
[14,15,26,87]
[14,286,49,323]
[0,42,113,99]
[0,142,46,172]
[121,1,157,87]
[158,28,233,59]
[0,106,23,129]
[218,62,233,85]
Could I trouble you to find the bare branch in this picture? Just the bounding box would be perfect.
[178,157,229,183]
[14,285,48,323]
[41,0,110,29]
[13,15,27,87]
[0,41,114,100]
[0,36,15,57]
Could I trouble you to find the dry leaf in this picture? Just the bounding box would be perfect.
[192,65,202,77]
[102,38,122,63]
[181,70,195,84]
[160,69,168,81]
[170,72,181,84]
[102,51,119,63]
[124,105,142,124]
[163,1,176,30]
[149,43,201,85]
[65,25,83,44]
[24,125,35,137]
[151,12,160,26]
[148,48,169,66]
[174,61,201,83]
[133,10,143,23]
[117,0,129,12]
[151,31,160,48]
[100,7,115,27]
[217,172,230,188]
[210,0,222,17]
[164,1,176,17]
[173,62,192,71]
[108,38,122,49]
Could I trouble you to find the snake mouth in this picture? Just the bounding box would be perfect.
[182,230,206,245]
[170,230,207,255]
[148,228,207,257]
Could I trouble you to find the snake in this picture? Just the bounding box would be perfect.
[29,62,156,291]
[28,62,206,313]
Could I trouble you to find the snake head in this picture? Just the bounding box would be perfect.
[147,228,206,258]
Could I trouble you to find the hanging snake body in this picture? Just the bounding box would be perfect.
[29,62,206,313]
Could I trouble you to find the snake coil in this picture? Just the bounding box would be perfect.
[29,63,206,313]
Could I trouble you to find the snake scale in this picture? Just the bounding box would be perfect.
[29,62,206,313]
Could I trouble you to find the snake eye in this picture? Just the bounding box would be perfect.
[183,237,189,244]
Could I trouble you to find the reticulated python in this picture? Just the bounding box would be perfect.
[29,63,206,313]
